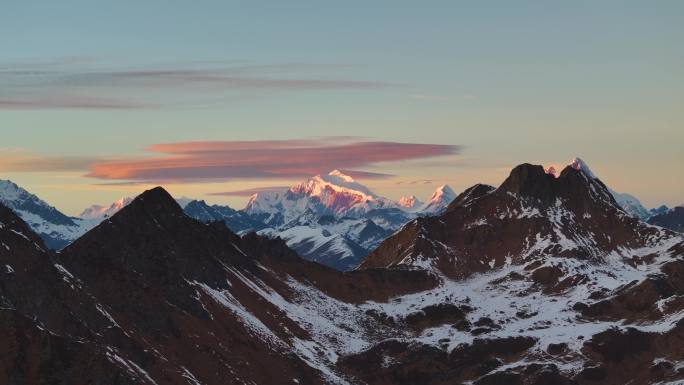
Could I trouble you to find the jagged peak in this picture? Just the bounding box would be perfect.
[432,184,455,197]
[296,171,377,198]
[499,162,618,210]
[398,195,422,209]
[80,196,133,219]
[545,157,597,179]
[120,186,184,218]
[569,157,597,179]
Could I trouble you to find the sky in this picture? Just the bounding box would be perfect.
[1,0,682,215]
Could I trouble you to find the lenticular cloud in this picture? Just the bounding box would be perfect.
[86,138,462,183]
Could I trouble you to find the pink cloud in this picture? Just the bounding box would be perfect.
[86,139,461,183]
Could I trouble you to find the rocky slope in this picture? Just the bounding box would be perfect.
[357,161,684,384]
[1,186,437,385]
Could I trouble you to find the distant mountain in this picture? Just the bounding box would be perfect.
[0,179,90,249]
[648,206,684,233]
[610,190,650,219]
[244,170,398,227]
[650,204,670,217]
[237,170,457,270]
[183,199,269,234]
[419,184,456,215]
[398,195,422,209]
[79,197,133,220]
[1,172,459,270]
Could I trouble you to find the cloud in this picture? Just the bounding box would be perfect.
[86,138,462,183]
[208,186,290,197]
[0,98,149,110]
[0,60,394,109]
[0,153,106,172]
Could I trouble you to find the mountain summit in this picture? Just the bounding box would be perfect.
[0,179,88,249]
[245,170,395,226]
[420,184,456,214]
[79,196,133,220]
[362,161,673,277]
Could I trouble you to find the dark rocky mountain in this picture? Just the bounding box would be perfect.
[2,186,437,384]
[649,206,684,233]
[4,161,684,385]
[0,204,152,383]
[650,204,671,218]
[361,163,669,276]
[356,162,684,384]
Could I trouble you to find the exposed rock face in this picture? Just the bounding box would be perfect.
[355,162,684,384]
[360,163,666,277]
[0,204,144,384]
[2,187,438,385]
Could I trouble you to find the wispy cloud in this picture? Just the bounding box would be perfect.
[0,152,107,172]
[86,138,462,183]
[0,60,394,109]
[0,98,150,110]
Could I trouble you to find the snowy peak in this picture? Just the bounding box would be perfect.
[420,184,456,214]
[0,179,75,226]
[569,156,597,179]
[545,157,654,219]
[499,163,617,209]
[0,179,90,249]
[246,170,396,225]
[293,170,377,199]
[398,195,422,209]
[79,197,133,220]
[544,157,596,179]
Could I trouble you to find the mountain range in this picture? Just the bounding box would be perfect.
[0,171,457,271]
[2,163,682,272]
[2,159,684,384]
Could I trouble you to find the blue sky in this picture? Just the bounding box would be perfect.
[1,1,682,213]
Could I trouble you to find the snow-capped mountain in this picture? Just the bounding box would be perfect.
[610,190,650,219]
[398,195,422,210]
[419,184,456,214]
[239,170,424,269]
[79,197,133,220]
[245,170,398,226]
[0,179,90,249]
